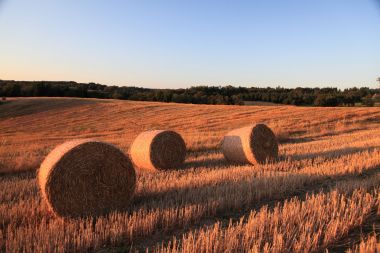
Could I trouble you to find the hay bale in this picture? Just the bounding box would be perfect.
[222,124,278,165]
[130,130,186,171]
[38,139,136,218]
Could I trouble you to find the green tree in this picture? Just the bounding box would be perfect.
[362,95,374,107]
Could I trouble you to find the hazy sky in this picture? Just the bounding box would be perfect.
[0,0,379,89]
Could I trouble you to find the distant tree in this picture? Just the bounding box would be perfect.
[213,94,225,104]
[231,95,244,105]
[314,94,338,106]
[302,94,315,105]
[155,90,165,102]
[342,94,355,106]
[112,91,124,100]
[2,83,21,96]
[362,95,375,107]
[377,77,380,88]
[0,80,379,107]
[314,94,326,106]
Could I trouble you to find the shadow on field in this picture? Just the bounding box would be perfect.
[308,126,369,139]
[186,147,220,155]
[183,157,228,169]
[279,136,316,144]
[289,146,380,161]
[326,209,380,253]
[183,148,230,169]
[132,159,380,213]
[0,170,35,180]
[279,126,371,145]
[0,98,98,120]
[129,164,380,251]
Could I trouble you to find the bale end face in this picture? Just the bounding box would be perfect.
[38,139,136,218]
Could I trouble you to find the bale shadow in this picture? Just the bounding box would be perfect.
[279,126,371,145]
[279,137,316,144]
[287,130,308,136]
[186,147,220,156]
[0,170,36,180]
[0,98,98,120]
[326,209,380,253]
[289,146,380,161]
[182,157,228,170]
[131,159,380,214]
[129,165,380,251]
[307,127,368,140]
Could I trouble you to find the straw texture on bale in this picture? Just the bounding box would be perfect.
[130,130,186,171]
[222,124,278,165]
[38,139,136,218]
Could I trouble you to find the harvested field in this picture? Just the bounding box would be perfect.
[1,97,380,252]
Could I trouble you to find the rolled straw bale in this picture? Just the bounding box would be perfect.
[222,124,278,165]
[38,139,136,218]
[130,130,186,171]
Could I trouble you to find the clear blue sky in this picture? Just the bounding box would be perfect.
[0,0,379,89]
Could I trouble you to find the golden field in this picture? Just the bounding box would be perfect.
[1,97,380,252]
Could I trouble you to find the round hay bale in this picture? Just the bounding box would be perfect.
[222,124,278,165]
[130,130,186,171]
[38,139,136,218]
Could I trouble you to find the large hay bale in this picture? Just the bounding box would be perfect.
[222,124,278,165]
[38,139,136,218]
[130,130,186,171]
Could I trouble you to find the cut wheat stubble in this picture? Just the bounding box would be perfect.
[222,123,278,165]
[129,130,186,172]
[38,139,136,218]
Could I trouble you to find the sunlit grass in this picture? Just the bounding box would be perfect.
[1,97,380,252]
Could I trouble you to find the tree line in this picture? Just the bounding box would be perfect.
[0,80,378,106]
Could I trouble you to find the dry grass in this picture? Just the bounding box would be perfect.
[1,97,379,173]
[156,179,380,253]
[1,97,380,252]
[346,233,380,253]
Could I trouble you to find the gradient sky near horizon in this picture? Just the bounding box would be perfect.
[0,0,379,89]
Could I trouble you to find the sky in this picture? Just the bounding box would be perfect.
[0,0,379,89]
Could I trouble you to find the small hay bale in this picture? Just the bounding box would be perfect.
[38,139,136,218]
[222,124,278,165]
[130,130,186,171]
